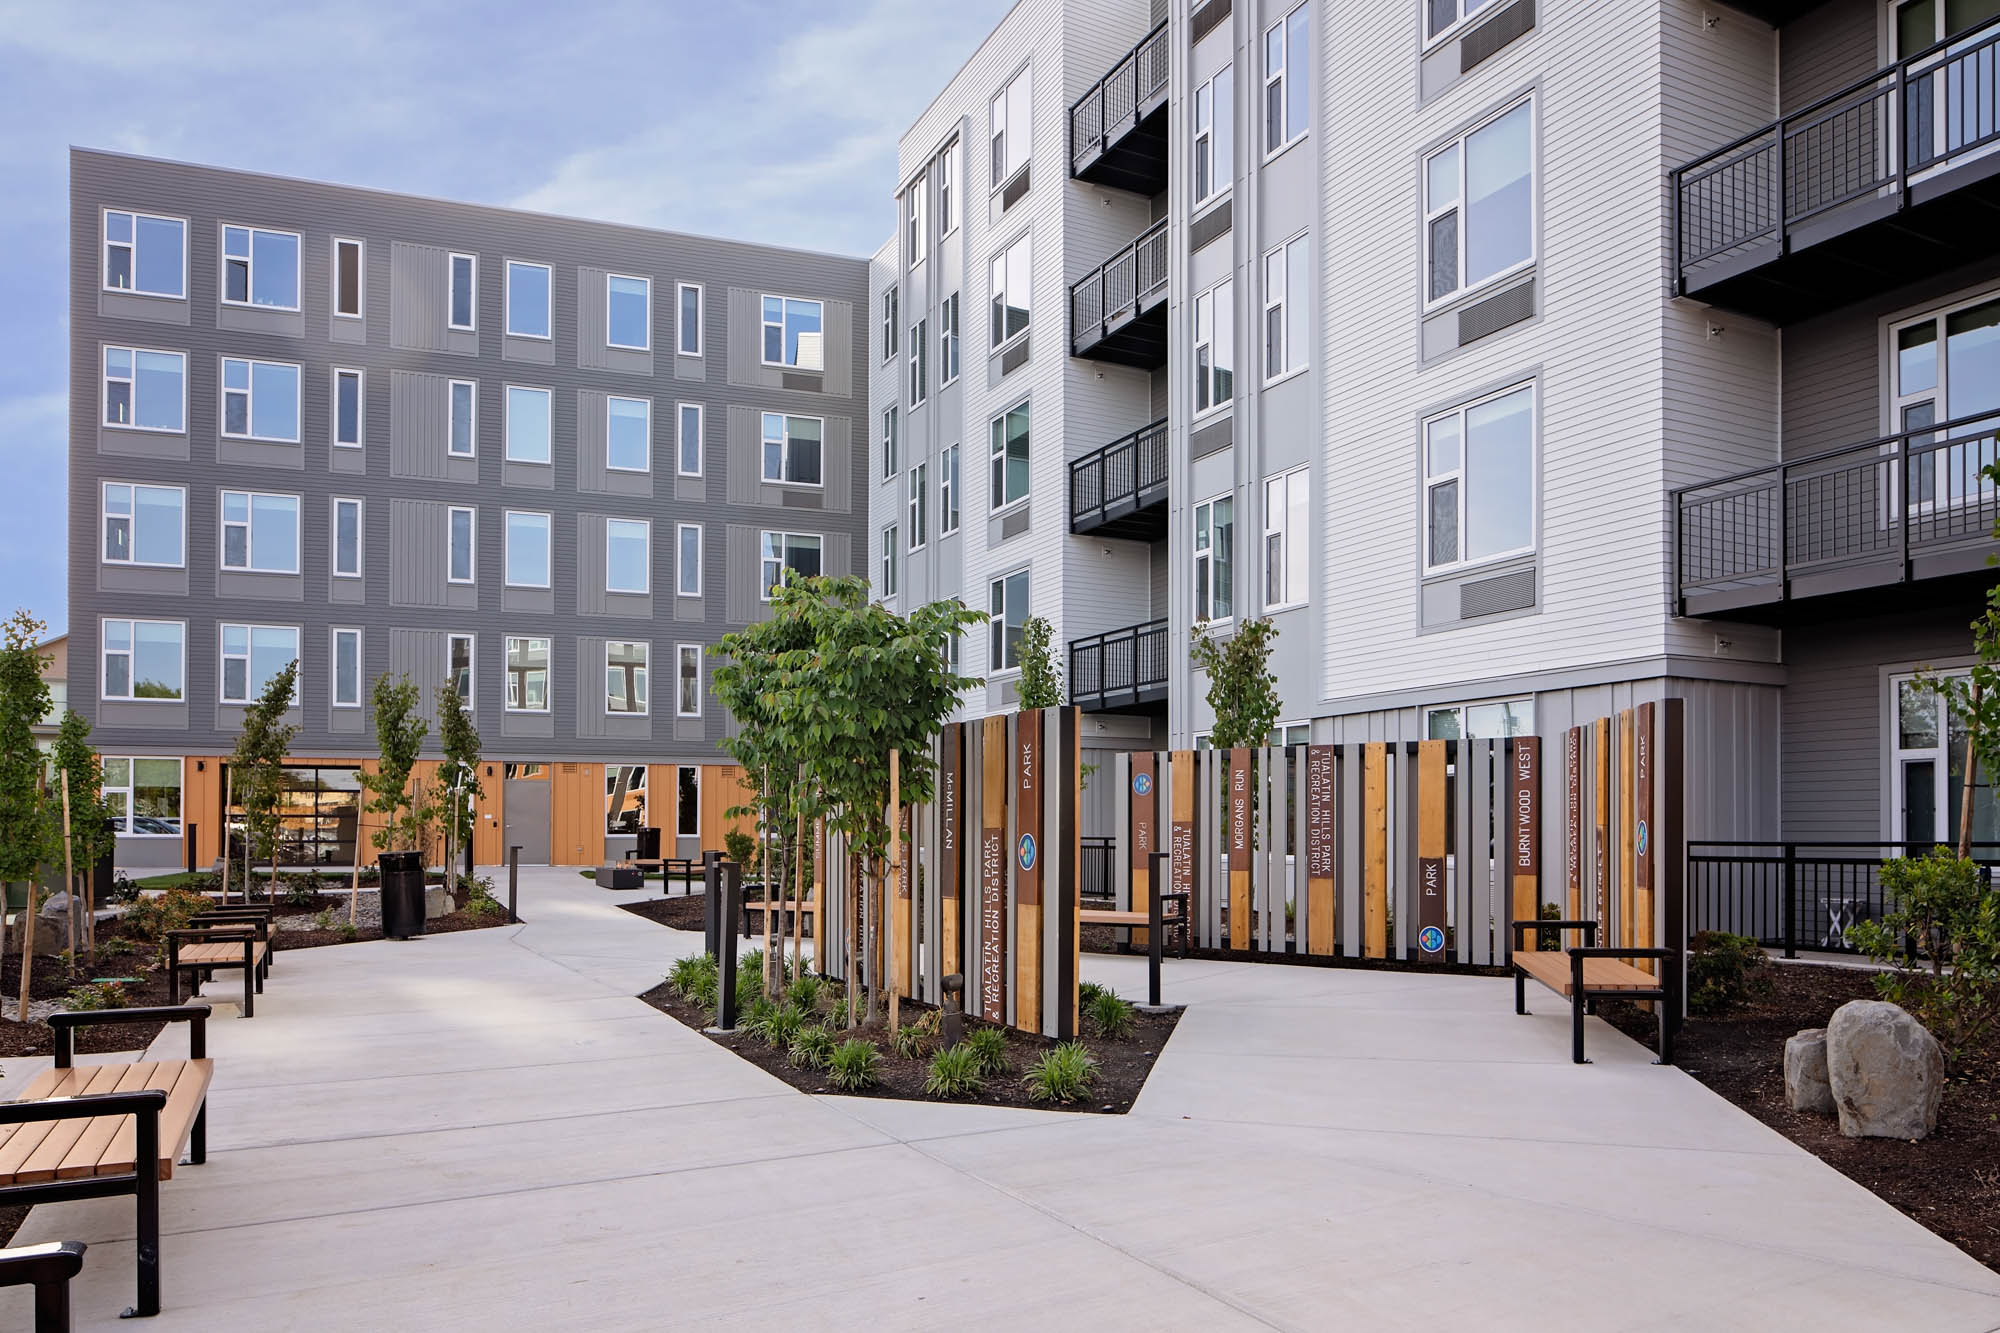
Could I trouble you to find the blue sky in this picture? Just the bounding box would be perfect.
[0,0,1014,638]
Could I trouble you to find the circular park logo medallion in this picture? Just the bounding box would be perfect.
[1017,832,1038,872]
[1636,821,1649,857]
[1418,925,1446,954]
[1133,772,1153,796]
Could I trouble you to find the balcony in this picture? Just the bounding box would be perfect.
[1069,20,1170,195]
[1672,16,2000,324]
[1714,0,1820,23]
[1675,412,2000,620]
[1070,619,1169,713]
[1070,418,1168,540]
[1070,217,1169,368]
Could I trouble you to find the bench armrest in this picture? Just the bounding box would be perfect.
[0,1089,167,1126]
[165,926,257,941]
[1510,918,1597,946]
[49,1002,211,1066]
[0,1239,87,1289]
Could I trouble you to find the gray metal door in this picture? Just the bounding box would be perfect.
[504,777,552,865]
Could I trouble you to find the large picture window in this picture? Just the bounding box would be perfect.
[1194,279,1235,413]
[988,569,1028,671]
[102,619,184,702]
[1892,671,1999,845]
[505,385,552,464]
[762,412,823,486]
[506,260,551,339]
[220,623,300,704]
[505,511,551,588]
[761,295,824,370]
[221,358,301,442]
[102,347,185,433]
[104,210,185,298]
[989,400,1030,509]
[221,224,300,310]
[1423,382,1535,573]
[605,518,650,594]
[103,758,183,836]
[220,490,300,574]
[989,234,1032,346]
[102,483,185,568]
[759,532,822,599]
[606,641,649,715]
[607,764,647,835]
[1194,495,1234,622]
[607,273,651,350]
[990,65,1032,187]
[1425,98,1534,304]
[607,396,650,473]
[507,637,550,712]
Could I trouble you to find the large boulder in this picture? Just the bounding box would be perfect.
[1783,1028,1834,1114]
[1826,1000,1945,1140]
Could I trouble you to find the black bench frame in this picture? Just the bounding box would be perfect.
[1509,920,1679,1066]
[0,1239,86,1333]
[0,1004,211,1319]
[189,909,274,986]
[165,925,262,1017]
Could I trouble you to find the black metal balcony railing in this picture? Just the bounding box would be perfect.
[1675,411,2000,616]
[1690,841,2000,957]
[1070,418,1168,538]
[1070,217,1169,366]
[1672,15,2000,317]
[1070,619,1169,712]
[1080,836,1117,903]
[1069,20,1170,191]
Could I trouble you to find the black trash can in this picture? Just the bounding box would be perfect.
[634,826,662,862]
[378,850,427,940]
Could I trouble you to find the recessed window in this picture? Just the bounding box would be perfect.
[989,233,1031,347]
[881,525,900,598]
[1194,278,1235,414]
[1263,468,1309,610]
[1889,289,2000,515]
[906,173,929,268]
[333,237,363,318]
[334,368,364,448]
[449,379,477,458]
[447,632,474,703]
[102,346,185,433]
[990,65,1032,188]
[220,623,301,704]
[676,765,700,837]
[220,490,300,574]
[607,396,650,472]
[506,260,551,339]
[677,522,702,597]
[1261,236,1309,381]
[608,765,648,833]
[1263,3,1311,156]
[102,482,184,568]
[104,210,185,298]
[1425,697,1534,738]
[677,644,702,718]
[102,619,185,702]
[607,273,650,350]
[908,463,928,550]
[761,411,824,486]
[1426,0,1505,44]
[606,640,649,715]
[1194,495,1234,622]
[449,252,477,330]
[939,139,961,236]
[882,407,898,478]
[678,282,702,356]
[989,399,1030,510]
[761,295,824,370]
[883,287,899,362]
[507,637,550,713]
[505,510,551,588]
[333,497,363,578]
[1194,66,1234,206]
[909,319,928,406]
[940,292,961,385]
[504,386,551,464]
[988,569,1027,671]
[448,506,476,584]
[1425,98,1534,305]
[606,518,650,594]
[677,403,703,477]
[221,224,300,310]
[759,531,822,599]
[102,757,183,835]
[332,628,362,708]
[1423,382,1535,573]
[940,444,960,535]
[220,358,301,443]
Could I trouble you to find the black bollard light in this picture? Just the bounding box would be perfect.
[940,973,966,1049]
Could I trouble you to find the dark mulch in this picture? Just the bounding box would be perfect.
[1599,962,2000,1273]
[0,951,178,1058]
[265,891,507,950]
[638,980,1180,1114]
[617,892,815,938]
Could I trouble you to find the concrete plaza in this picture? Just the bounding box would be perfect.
[5,866,1998,1330]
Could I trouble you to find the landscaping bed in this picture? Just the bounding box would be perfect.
[1600,963,2000,1273]
[617,890,815,938]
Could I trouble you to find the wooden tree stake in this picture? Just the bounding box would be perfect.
[887,749,900,1033]
[60,770,75,957]
[221,765,233,904]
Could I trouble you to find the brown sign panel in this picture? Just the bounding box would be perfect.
[1016,710,1042,908]
[1510,737,1539,877]
[897,804,913,901]
[980,715,1007,1024]
[1227,748,1251,871]
[939,724,961,975]
[1635,703,1654,899]
[1563,726,1583,917]
[1592,717,1611,929]
[1170,751,1195,903]
[1130,751,1156,870]
[1305,746,1335,879]
[1417,740,1447,960]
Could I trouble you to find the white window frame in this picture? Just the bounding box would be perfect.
[101,345,186,434]
[606,272,652,351]
[940,444,960,535]
[908,463,928,551]
[1423,697,1535,739]
[1421,380,1538,576]
[219,223,301,311]
[761,411,826,488]
[882,406,899,479]
[1260,234,1309,383]
[1263,467,1310,612]
[605,517,651,595]
[941,292,961,386]
[1193,66,1234,208]
[103,208,187,299]
[906,173,929,268]
[677,402,704,478]
[1423,96,1537,310]
[100,481,186,569]
[448,251,477,331]
[504,510,553,590]
[1885,668,1997,844]
[883,286,898,363]
[940,139,961,237]
[102,758,185,837]
[100,618,186,703]
[505,635,552,714]
[989,399,1031,512]
[881,525,900,598]
[606,394,652,474]
[759,531,822,601]
[1887,286,2000,514]
[677,522,702,598]
[989,65,1032,189]
[448,379,478,458]
[1194,493,1235,625]
[988,568,1028,673]
[909,318,928,407]
[504,259,552,340]
[333,366,364,449]
[332,627,363,709]
[219,489,301,575]
[605,640,650,717]
[219,622,302,706]
[1193,277,1235,417]
[446,632,475,706]
[332,236,364,319]
[447,505,477,585]
[759,293,825,370]
[220,357,302,443]
[1262,3,1311,158]
[676,643,703,718]
[675,764,701,838]
[677,281,703,356]
[1425,0,1505,47]
[504,384,553,465]
[989,232,1032,350]
[332,496,363,580]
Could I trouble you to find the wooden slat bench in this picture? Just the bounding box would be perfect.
[166,925,267,1017]
[741,897,815,939]
[190,908,275,986]
[1079,903,1190,959]
[1510,919,1677,1065]
[0,1004,213,1318]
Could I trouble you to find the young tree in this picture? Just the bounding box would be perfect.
[1191,617,1282,750]
[50,710,113,954]
[1015,615,1064,710]
[360,673,429,856]
[435,680,482,906]
[231,659,299,902]
[0,611,54,1019]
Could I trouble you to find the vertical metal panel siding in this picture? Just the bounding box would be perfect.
[575,513,608,616]
[724,525,761,624]
[575,637,605,739]
[575,391,608,492]
[389,372,451,480]
[821,298,853,398]
[725,406,761,504]
[388,629,446,725]
[389,242,449,352]
[388,500,448,607]
[577,267,608,370]
[822,417,852,513]
[725,288,766,388]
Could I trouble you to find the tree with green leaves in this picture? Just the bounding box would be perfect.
[0,611,54,1016]
[1916,570,2000,858]
[50,710,113,954]
[1016,615,1064,710]
[231,659,299,902]
[360,672,429,857]
[435,680,482,905]
[1191,617,1282,750]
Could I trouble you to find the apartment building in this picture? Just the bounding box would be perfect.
[71,149,871,870]
[871,0,2000,848]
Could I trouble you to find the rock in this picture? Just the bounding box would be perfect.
[1826,1000,1945,1140]
[424,886,454,920]
[1784,1028,1834,1114]
[37,891,75,918]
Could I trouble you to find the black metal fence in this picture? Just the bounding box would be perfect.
[1070,418,1168,529]
[1070,217,1169,354]
[1688,841,2000,957]
[1080,836,1116,903]
[1069,619,1169,711]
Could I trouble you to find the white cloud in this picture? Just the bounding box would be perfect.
[0,389,64,440]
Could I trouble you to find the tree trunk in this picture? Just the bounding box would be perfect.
[887,750,901,1034]
[846,850,860,1029]
[221,767,233,903]
[60,771,76,958]
[17,878,36,1022]
[1958,682,1981,862]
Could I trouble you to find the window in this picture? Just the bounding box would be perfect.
[1264,468,1309,610]
[505,385,552,464]
[883,287,899,361]
[1263,3,1311,155]
[104,210,185,298]
[882,407,899,478]
[909,463,928,550]
[1194,66,1235,206]
[449,252,476,330]
[102,619,184,701]
[909,320,929,406]
[761,295,824,370]
[940,444,960,534]
[945,621,962,678]
[332,628,362,708]
[220,623,301,704]
[759,531,822,599]
[1426,0,1503,42]
[606,641,649,715]
[1194,495,1235,622]
[1425,98,1534,304]
[607,396,650,472]
[1891,290,2000,511]
[988,569,1028,671]
[906,174,928,267]
[1425,698,1533,739]
[220,490,300,574]
[334,368,363,447]
[505,260,551,339]
[506,636,550,712]
[607,273,650,350]
[678,282,702,356]
[102,346,185,432]
[605,518,650,594]
[677,403,703,477]
[221,358,301,442]
[990,65,1032,187]
[761,412,824,486]
[1891,671,1999,845]
[1424,382,1535,572]
[989,233,1031,346]
[939,140,961,236]
[221,224,300,309]
[447,633,474,702]
[1271,722,1313,748]
[102,758,182,836]
[101,483,184,567]
[505,510,551,588]
[448,506,476,584]
[333,237,363,318]
[989,400,1030,509]
[676,766,700,837]
[607,764,647,833]
[677,522,702,597]
[677,644,702,717]
[449,379,477,457]
[941,292,961,385]
[1261,235,1309,380]
[333,497,362,578]
[881,526,900,597]
[1193,279,1235,413]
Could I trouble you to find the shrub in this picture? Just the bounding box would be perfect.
[1537,901,1566,952]
[827,1038,880,1091]
[106,873,142,905]
[120,887,210,944]
[1687,930,1772,1016]
[1023,1042,1097,1104]
[1086,987,1136,1040]
[724,829,757,869]
[462,886,506,923]
[336,921,359,942]
[280,878,320,909]
[963,1026,1010,1076]
[788,1024,837,1069]
[924,1044,985,1099]
[787,973,825,1013]
[1849,848,2000,1064]
[740,996,779,1037]
[313,909,335,932]
[63,980,129,1012]
[97,936,136,959]
[892,1022,931,1061]
[760,1003,808,1051]
[1078,980,1107,1010]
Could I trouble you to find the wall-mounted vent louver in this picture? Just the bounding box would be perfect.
[1458,279,1535,346]
[1190,198,1232,253]
[1001,337,1031,376]
[1461,0,1534,74]
[1191,0,1232,44]
[1460,567,1536,619]
[1190,414,1233,460]
[1002,167,1031,211]
[1001,507,1032,539]
[781,372,820,393]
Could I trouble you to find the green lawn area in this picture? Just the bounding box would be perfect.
[133,871,213,890]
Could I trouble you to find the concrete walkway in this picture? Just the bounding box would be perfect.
[6,867,1999,1331]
